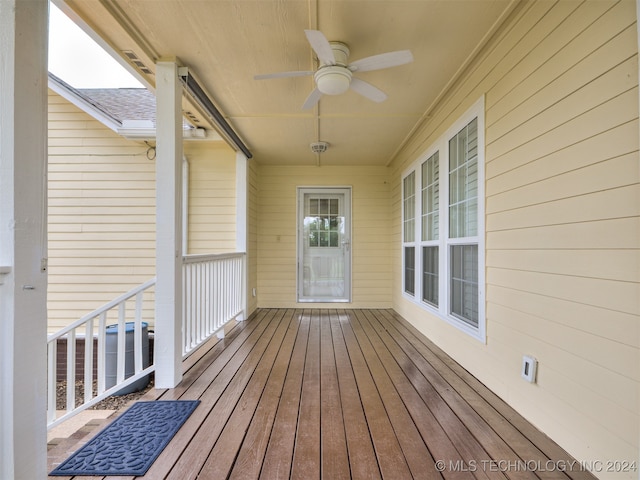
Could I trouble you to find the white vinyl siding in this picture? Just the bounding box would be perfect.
[401,98,485,340]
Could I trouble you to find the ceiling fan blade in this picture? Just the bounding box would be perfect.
[304,29,336,66]
[348,50,413,72]
[254,70,314,80]
[350,78,387,103]
[302,88,323,110]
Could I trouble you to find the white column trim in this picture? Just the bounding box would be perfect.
[154,60,183,388]
[0,1,48,478]
[236,152,249,320]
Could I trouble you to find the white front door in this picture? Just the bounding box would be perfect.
[298,187,351,302]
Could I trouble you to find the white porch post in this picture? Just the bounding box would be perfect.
[154,59,183,388]
[0,1,48,478]
[235,152,249,320]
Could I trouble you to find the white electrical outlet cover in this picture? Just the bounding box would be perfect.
[521,355,537,383]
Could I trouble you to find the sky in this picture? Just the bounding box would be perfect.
[48,3,143,88]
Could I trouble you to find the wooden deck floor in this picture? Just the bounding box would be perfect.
[48,309,596,480]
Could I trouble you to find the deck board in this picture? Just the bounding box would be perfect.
[166,309,290,479]
[356,310,475,480]
[338,311,414,480]
[198,309,298,479]
[329,310,382,480]
[48,309,597,480]
[259,309,309,479]
[319,310,350,480]
[350,309,438,479]
[290,309,322,480]
[228,310,302,480]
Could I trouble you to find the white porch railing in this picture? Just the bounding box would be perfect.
[46,278,156,429]
[182,252,245,357]
[46,252,245,429]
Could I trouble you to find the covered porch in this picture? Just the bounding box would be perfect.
[2,1,638,478]
[47,309,595,479]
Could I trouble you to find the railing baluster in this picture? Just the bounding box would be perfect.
[116,302,126,384]
[182,264,187,355]
[84,318,94,403]
[215,260,222,330]
[47,341,57,424]
[220,259,225,327]
[185,263,191,354]
[66,331,76,412]
[134,291,144,374]
[224,260,229,321]
[189,262,194,353]
[97,311,107,395]
[235,257,241,313]
[196,262,202,344]
[206,260,212,335]
[217,260,226,339]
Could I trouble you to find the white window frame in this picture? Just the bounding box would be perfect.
[401,96,485,342]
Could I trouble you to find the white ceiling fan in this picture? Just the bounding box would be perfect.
[255,29,414,110]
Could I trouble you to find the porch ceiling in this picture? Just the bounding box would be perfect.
[60,0,515,166]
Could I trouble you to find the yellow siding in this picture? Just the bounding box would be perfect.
[256,165,391,308]
[389,1,639,477]
[48,91,240,332]
[48,91,157,332]
[185,142,237,254]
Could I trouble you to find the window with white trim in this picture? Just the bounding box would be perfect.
[401,97,485,341]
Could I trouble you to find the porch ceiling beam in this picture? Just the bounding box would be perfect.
[178,67,252,159]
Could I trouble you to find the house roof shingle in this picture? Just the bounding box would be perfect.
[76,88,157,126]
[49,73,193,130]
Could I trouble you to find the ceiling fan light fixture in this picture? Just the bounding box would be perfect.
[314,66,352,95]
[254,30,413,109]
